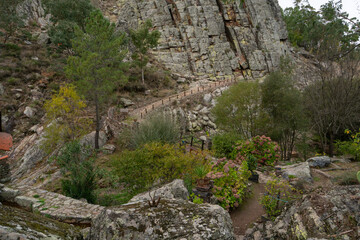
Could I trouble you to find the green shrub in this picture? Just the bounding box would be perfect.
[232,135,280,166]
[212,132,240,159]
[111,142,208,194]
[120,113,180,149]
[357,171,360,183]
[333,171,359,186]
[260,177,299,220]
[208,158,251,211]
[336,129,360,161]
[56,141,97,203]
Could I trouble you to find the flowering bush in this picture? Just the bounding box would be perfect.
[232,135,280,167]
[207,158,251,211]
[336,129,360,161]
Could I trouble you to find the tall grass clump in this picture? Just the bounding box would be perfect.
[120,112,180,149]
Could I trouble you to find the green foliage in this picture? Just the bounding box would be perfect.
[56,141,97,203]
[333,171,360,186]
[66,10,128,149]
[212,81,267,138]
[208,158,251,211]
[357,171,360,183]
[189,193,204,204]
[260,177,299,220]
[193,165,210,179]
[283,1,359,54]
[130,19,161,84]
[336,129,360,161]
[111,142,208,194]
[246,154,257,172]
[44,0,94,49]
[0,0,24,43]
[261,61,307,160]
[42,84,91,153]
[212,132,240,159]
[232,135,280,167]
[120,113,180,149]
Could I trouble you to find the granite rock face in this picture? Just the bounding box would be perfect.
[116,0,289,79]
[244,186,360,240]
[89,199,236,240]
[307,156,331,168]
[130,179,189,203]
[0,205,82,240]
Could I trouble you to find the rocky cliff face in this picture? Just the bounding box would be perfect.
[116,0,288,79]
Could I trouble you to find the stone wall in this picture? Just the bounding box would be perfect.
[116,0,289,79]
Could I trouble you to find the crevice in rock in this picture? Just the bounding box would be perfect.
[215,0,237,53]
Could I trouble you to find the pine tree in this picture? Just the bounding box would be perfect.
[130,20,161,85]
[65,10,128,149]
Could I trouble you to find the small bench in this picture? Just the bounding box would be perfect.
[0,132,12,161]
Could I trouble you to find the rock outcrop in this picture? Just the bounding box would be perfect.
[244,185,360,240]
[89,199,236,240]
[130,179,189,203]
[307,156,331,168]
[0,205,82,239]
[116,0,289,79]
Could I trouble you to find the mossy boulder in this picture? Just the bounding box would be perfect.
[89,199,235,240]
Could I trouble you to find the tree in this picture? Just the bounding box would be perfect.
[57,140,97,203]
[129,20,161,85]
[43,0,94,49]
[261,63,307,160]
[43,84,92,153]
[0,0,24,43]
[285,1,360,156]
[212,81,268,139]
[65,10,128,149]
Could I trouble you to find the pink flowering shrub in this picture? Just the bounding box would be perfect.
[232,135,280,166]
[207,158,251,211]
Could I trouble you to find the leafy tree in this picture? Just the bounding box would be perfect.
[261,62,307,160]
[43,84,92,153]
[0,0,24,43]
[129,20,161,85]
[212,81,268,139]
[43,0,94,49]
[66,10,128,149]
[285,1,360,156]
[57,141,97,203]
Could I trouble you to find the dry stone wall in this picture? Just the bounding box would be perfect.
[116,0,289,79]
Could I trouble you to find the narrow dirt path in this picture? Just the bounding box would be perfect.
[230,183,266,236]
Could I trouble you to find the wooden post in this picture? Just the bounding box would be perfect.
[152,104,154,110]
[145,108,147,114]
[141,112,143,119]
[0,111,2,132]
[201,140,205,151]
[162,99,164,105]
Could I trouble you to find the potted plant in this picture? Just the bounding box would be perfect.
[194,165,211,189]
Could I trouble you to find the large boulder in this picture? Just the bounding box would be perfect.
[280,162,312,182]
[0,205,82,239]
[89,199,235,240]
[244,186,360,240]
[80,131,107,149]
[130,179,189,203]
[306,156,331,168]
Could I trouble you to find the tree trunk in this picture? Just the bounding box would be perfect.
[328,131,334,157]
[95,94,100,150]
[141,67,145,85]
